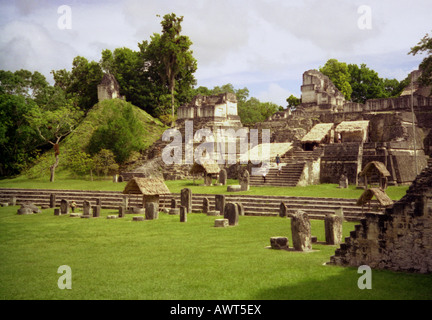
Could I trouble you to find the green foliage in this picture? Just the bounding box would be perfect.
[193,83,281,125]
[66,150,94,177]
[92,148,119,176]
[409,31,432,91]
[320,59,409,103]
[319,59,353,100]
[286,94,301,110]
[52,56,103,111]
[87,103,146,164]
[141,13,197,123]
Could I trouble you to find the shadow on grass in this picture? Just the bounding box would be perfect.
[252,263,432,300]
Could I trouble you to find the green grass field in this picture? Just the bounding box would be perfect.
[0,205,431,300]
[0,173,409,200]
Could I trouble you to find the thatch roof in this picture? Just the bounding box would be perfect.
[301,123,334,143]
[360,161,391,177]
[190,162,220,175]
[122,177,170,195]
[356,188,393,207]
[335,121,369,133]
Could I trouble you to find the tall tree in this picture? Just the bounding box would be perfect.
[52,56,103,111]
[143,13,197,126]
[409,31,432,92]
[27,105,83,182]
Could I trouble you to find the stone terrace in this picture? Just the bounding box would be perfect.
[0,187,379,221]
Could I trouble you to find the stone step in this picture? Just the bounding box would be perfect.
[0,188,374,221]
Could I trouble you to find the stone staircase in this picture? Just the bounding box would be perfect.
[250,147,322,187]
[0,188,376,221]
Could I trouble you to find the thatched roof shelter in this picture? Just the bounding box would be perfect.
[356,188,394,208]
[335,121,369,142]
[122,177,170,195]
[301,123,334,143]
[189,162,220,175]
[360,161,391,178]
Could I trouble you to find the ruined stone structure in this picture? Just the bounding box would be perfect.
[252,68,431,187]
[97,73,123,102]
[177,92,243,130]
[328,163,432,273]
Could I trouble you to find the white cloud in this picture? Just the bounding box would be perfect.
[0,0,431,98]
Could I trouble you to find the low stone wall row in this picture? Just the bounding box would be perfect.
[0,188,377,221]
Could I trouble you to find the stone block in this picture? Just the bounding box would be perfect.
[169,208,180,215]
[54,208,61,216]
[270,237,289,250]
[70,213,81,218]
[214,219,229,228]
[133,216,144,221]
[206,210,219,216]
[227,185,241,192]
[236,203,245,216]
[107,215,118,219]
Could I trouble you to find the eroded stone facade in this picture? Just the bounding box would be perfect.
[328,163,432,273]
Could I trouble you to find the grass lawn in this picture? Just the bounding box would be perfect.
[0,173,409,200]
[0,205,431,300]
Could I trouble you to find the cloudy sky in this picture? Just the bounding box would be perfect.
[0,0,431,107]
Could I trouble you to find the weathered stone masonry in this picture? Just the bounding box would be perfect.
[328,163,432,273]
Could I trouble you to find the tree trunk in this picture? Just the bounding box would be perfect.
[171,84,175,127]
[50,154,59,182]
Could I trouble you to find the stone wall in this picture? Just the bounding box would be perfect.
[320,143,363,185]
[328,163,432,273]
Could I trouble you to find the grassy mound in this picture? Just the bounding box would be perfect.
[25,99,167,179]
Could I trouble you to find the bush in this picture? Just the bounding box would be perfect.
[87,104,145,163]
[93,149,118,177]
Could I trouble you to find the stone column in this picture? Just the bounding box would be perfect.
[279,202,288,217]
[181,188,192,213]
[219,169,227,185]
[236,203,245,216]
[83,200,91,216]
[92,205,101,218]
[203,197,209,214]
[118,206,126,218]
[224,202,239,226]
[145,202,158,220]
[290,210,312,251]
[240,170,250,191]
[50,194,56,208]
[215,195,226,216]
[324,214,343,245]
[60,199,69,215]
[180,206,187,222]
